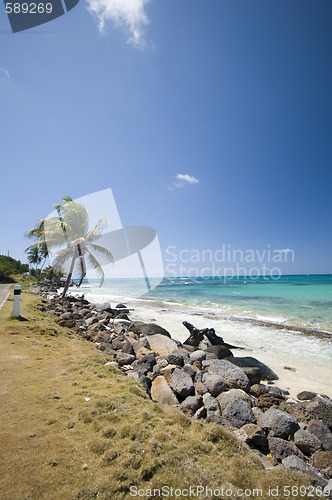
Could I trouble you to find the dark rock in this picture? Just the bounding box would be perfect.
[297,391,317,401]
[307,420,332,451]
[182,321,241,349]
[202,373,228,397]
[267,386,283,396]
[120,341,135,355]
[169,368,195,398]
[256,392,285,411]
[226,356,278,381]
[202,359,250,392]
[242,367,262,385]
[250,384,268,398]
[294,429,323,456]
[268,437,306,462]
[183,364,198,377]
[167,352,184,366]
[130,322,171,338]
[139,375,151,395]
[222,399,255,428]
[58,319,76,328]
[115,313,130,320]
[217,389,252,412]
[304,396,332,429]
[194,406,207,420]
[203,393,223,424]
[242,423,268,450]
[205,345,233,359]
[257,408,299,439]
[116,352,136,366]
[60,312,72,320]
[180,395,203,416]
[132,353,156,376]
[282,455,312,473]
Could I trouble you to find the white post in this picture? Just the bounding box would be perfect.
[13,284,21,318]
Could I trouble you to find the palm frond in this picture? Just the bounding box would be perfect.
[87,252,105,287]
[86,217,108,243]
[88,244,114,265]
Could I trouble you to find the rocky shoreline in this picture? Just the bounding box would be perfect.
[34,279,332,493]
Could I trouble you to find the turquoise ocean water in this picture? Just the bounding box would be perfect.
[84,275,332,335]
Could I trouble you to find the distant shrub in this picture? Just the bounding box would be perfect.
[0,255,29,283]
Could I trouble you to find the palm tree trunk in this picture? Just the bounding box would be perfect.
[62,248,77,298]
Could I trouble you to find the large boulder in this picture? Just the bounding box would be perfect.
[304,396,332,429]
[202,373,228,398]
[115,352,136,366]
[294,429,323,456]
[130,322,171,338]
[310,451,332,478]
[307,420,332,451]
[147,334,179,357]
[132,353,156,376]
[180,395,203,416]
[189,350,206,362]
[226,357,278,381]
[205,345,233,359]
[202,359,250,392]
[217,389,252,413]
[222,399,255,429]
[151,376,178,406]
[257,408,299,439]
[168,368,195,398]
[256,392,285,411]
[282,455,312,473]
[268,437,306,462]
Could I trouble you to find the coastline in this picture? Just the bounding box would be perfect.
[81,291,332,399]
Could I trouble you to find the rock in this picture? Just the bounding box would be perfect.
[202,359,250,392]
[160,364,177,381]
[166,352,184,366]
[132,353,156,376]
[222,399,255,428]
[297,391,317,401]
[242,367,262,385]
[268,437,306,462]
[217,389,252,413]
[189,350,206,362]
[202,393,222,424]
[204,352,218,360]
[310,451,332,478]
[130,322,171,338]
[267,386,283,396]
[307,420,332,451]
[202,373,228,397]
[252,406,263,421]
[250,384,268,398]
[151,376,179,406]
[58,319,76,328]
[241,423,268,449]
[256,392,285,411]
[168,368,195,398]
[115,352,136,366]
[226,356,278,381]
[294,429,323,456]
[257,408,299,439]
[132,337,150,354]
[120,340,135,355]
[194,406,207,420]
[205,345,233,359]
[180,395,203,416]
[282,455,312,473]
[304,396,332,429]
[183,364,198,377]
[182,321,240,349]
[85,316,98,326]
[60,312,72,320]
[146,334,179,357]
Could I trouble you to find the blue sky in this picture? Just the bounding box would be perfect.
[0,0,331,276]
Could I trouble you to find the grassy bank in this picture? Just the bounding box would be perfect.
[0,292,311,499]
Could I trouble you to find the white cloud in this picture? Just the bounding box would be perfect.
[276,248,292,253]
[169,173,200,190]
[0,67,10,82]
[86,0,151,48]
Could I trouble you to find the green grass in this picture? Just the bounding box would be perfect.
[0,292,311,499]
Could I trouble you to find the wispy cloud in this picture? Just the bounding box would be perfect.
[169,173,199,190]
[0,67,10,83]
[86,0,152,49]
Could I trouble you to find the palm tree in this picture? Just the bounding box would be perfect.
[44,200,113,297]
[27,245,42,271]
